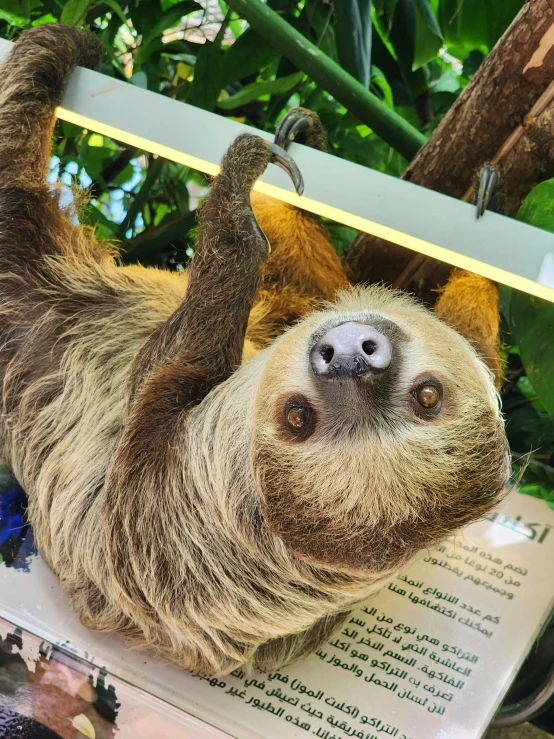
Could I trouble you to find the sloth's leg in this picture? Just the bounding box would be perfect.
[0,25,101,185]
[273,107,330,153]
[0,24,104,394]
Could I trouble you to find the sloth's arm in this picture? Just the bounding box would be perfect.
[125,135,302,423]
[105,136,302,614]
[0,26,102,286]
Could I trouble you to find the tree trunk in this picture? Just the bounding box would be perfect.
[345,0,554,303]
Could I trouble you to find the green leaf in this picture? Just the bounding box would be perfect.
[370,27,411,104]
[0,10,26,26]
[32,13,58,27]
[432,66,461,93]
[380,0,430,102]
[462,49,485,78]
[83,203,118,240]
[513,182,554,419]
[186,40,224,111]
[504,400,554,454]
[221,29,279,87]
[412,0,443,70]
[510,291,554,420]
[130,71,148,89]
[384,0,400,24]
[300,0,338,61]
[217,71,304,110]
[61,0,92,26]
[373,0,400,33]
[113,163,135,187]
[123,210,197,264]
[161,0,189,9]
[517,179,554,234]
[79,145,114,182]
[334,0,372,87]
[438,0,524,51]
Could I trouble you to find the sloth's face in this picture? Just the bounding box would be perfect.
[252,286,510,575]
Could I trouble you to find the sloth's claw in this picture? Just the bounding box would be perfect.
[270,142,304,196]
[275,110,315,151]
[475,163,500,219]
[274,107,328,153]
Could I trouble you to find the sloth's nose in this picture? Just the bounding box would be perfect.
[311,322,393,379]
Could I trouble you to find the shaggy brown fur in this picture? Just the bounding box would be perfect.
[0,26,510,676]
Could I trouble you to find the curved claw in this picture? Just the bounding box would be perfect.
[275,110,314,152]
[475,164,500,219]
[270,142,304,196]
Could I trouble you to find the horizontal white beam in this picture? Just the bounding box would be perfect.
[1,37,553,302]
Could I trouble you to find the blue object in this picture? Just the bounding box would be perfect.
[0,466,36,571]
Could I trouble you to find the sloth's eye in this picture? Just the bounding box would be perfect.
[416,385,440,409]
[410,377,443,418]
[287,406,309,428]
[280,396,316,441]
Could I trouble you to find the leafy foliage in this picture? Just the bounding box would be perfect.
[438,0,524,51]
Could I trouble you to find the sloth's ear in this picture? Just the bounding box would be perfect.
[434,269,503,387]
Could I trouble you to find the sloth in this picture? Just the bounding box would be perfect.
[0,25,510,676]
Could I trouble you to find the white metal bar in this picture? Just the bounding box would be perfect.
[1,37,553,302]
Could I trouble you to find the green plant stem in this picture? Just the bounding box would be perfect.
[225,0,427,160]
